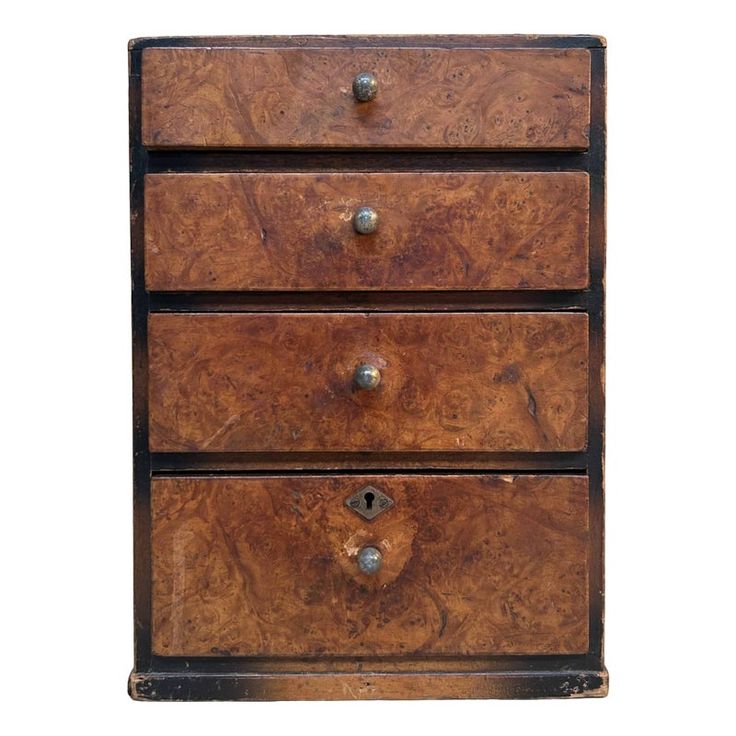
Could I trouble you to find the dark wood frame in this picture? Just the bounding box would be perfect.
[129,35,606,700]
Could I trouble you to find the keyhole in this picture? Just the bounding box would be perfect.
[364,491,375,510]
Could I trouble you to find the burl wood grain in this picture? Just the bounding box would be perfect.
[148,312,588,453]
[141,47,591,149]
[151,475,589,656]
[144,172,589,291]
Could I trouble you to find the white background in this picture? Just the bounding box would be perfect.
[3,1,734,732]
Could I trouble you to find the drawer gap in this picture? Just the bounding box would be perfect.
[146,150,590,173]
[150,452,588,474]
[149,291,589,313]
[147,653,600,672]
[150,468,589,478]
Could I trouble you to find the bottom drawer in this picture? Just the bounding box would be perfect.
[151,475,589,657]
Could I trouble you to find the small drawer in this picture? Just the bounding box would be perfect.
[144,172,590,292]
[141,47,591,149]
[152,474,589,657]
[148,312,588,453]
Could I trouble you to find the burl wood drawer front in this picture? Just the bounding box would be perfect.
[151,474,589,657]
[145,172,589,292]
[148,312,588,453]
[141,47,590,149]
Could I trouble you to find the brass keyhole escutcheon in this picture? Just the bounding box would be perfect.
[345,485,394,521]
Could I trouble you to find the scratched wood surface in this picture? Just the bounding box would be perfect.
[148,312,588,453]
[151,474,589,656]
[141,47,591,149]
[144,172,590,291]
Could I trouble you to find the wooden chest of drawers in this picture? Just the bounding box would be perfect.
[128,34,607,700]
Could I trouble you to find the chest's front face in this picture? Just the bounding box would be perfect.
[129,35,606,701]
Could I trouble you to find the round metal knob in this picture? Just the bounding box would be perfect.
[354,363,381,390]
[353,206,379,234]
[352,72,378,102]
[357,546,383,575]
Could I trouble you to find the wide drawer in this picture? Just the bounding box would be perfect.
[141,47,591,149]
[151,474,589,657]
[145,172,590,292]
[148,312,588,453]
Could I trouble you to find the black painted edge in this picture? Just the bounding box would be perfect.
[586,47,606,666]
[129,669,608,701]
[130,47,153,673]
[129,35,606,51]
